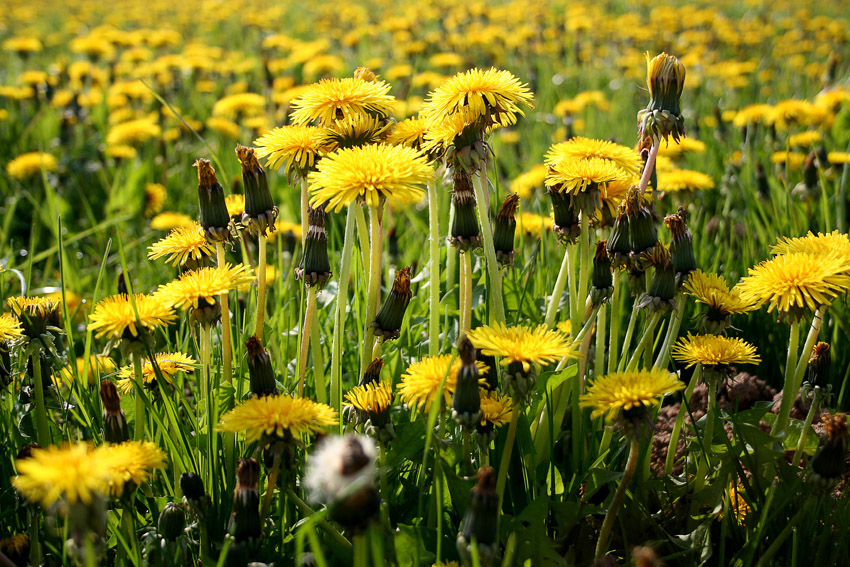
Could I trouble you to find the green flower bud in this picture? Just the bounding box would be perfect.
[451,169,481,252]
[230,458,261,544]
[296,205,332,287]
[493,193,520,266]
[236,145,278,237]
[246,336,277,397]
[452,335,482,427]
[158,502,185,542]
[457,467,500,567]
[371,267,412,341]
[100,380,129,444]
[194,159,232,244]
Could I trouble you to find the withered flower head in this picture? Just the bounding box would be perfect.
[494,193,520,266]
[452,335,482,427]
[246,336,277,397]
[665,207,697,285]
[194,159,232,243]
[371,267,413,340]
[100,380,129,444]
[236,145,278,236]
[295,204,332,287]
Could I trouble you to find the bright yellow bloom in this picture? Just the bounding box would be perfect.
[206,117,241,138]
[545,137,641,176]
[212,93,265,117]
[518,212,555,237]
[13,443,114,506]
[579,368,685,422]
[54,355,117,387]
[656,169,715,192]
[219,395,338,442]
[144,183,167,217]
[7,297,59,336]
[827,152,850,165]
[770,231,850,263]
[150,212,194,231]
[225,194,245,218]
[545,157,629,194]
[732,104,774,128]
[671,333,761,368]
[97,441,167,496]
[769,100,826,130]
[420,112,482,157]
[724,483,751,524]
[386,117,428,150]
[656,137,706,158]
[0,313,23,341]
[115,352,196,393]
[788,131,822,148]
[738,253,850,316]
[156,264,255,311]
[771,151,807,168]
[106,119,161,146]
[480,391,513,428]
[148,222,215,266]
[467,323,576,373]
[2,36,42,54]
[421,67,533,127]
[398,355,488,412]
[320,113,391,152]
[87,293,176,340]
[510,164,548,199]
[307,144,431,212]
[254,125,327,174]
[290,77,395,126]
[6,152,58,180]
[683,270,758,316]
[106,145,137,159]
[344,381,394,414]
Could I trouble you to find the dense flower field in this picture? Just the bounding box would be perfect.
[2,0,850,566]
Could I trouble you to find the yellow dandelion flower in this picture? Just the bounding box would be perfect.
[106,145,137,160]
[13,443,112,506]
[150,212,194,231]
[225,194,245,219]
[518,212,554,237]
[480,391,513,428]
[254,125,326,175]
[0,313,24,341]
[7,297,59,337]
[545,157,629,194]
[420,67,533,127]
[148,222,215,267]
[212,93,265,117]
[144,184,167,217]
[115,352,196,394]
[218,394,338,442]
[737,253,850,316]
[420,112,482,156]
[788,131,822,148]
[467,323,576,373]
[106,119,161,146]
[683,270,758,316]
[827,152,850,165]
[2,36,43,54]
[769,99,826,130]
[545,137,641,176]
[398,355,488,412]
[344,381,394,414]
[54,355,117,387]
[654,155,676,173]
[320,113,392,153]
[307,143,431,212]
[206,116,241,139]
[656,137,707,158]
[385,117,428,150]
[87,293,176,340]
[155,264,255,311]
[732,104,774,128]
[6,152,58,180]
[290,77,396,126]
[771,151,807,168]
[579,368,685,421]
[724,483,751,524]
[510,164,548,199]
[96,441,167,496]
[556,320,572,336]
[770,231,850,262]
[656,169,715,192]
[429,52,464,68]
[672,333,761,368]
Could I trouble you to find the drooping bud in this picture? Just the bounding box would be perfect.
[810,413,848,490]
[637,53,686,145]
[180,472,210,519]
[606,201,631,269]
[100,380,129,444]
[457,467,500,567]
[590,240,613,306]
[158,502,185,542]
[359,357,384,387]
[665,207,697,285]
[493,193,520,266]
[194,159,232,243]
[236,145,278,237]
[246,336,277,397]
[452,335,482,427]
[295,204,332,287]
[636,244,677,314]
[547,186,580,245]
[808,342,831,390]
[229,458,261,544]
[451,169,481,252]
[371,267,412,341]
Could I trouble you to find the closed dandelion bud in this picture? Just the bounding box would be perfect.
[493,193,520,266]
[359,357,384,387]
[590,240,614,306]
[0,342,11,389]
[158,502,185,542]
[195,159,232,243]
[451,169,481,252]
[636,244,676,314]
[625,186,657,268]
[755,162,770,198]
[246,336,277,397]
[665,207,697,285]
[7,297,59,340]
[810,413,848,490]
[305,435,379,532]
[371,266,412,341]
[230,458,261,544]
[452,335,482,427]
[190,296,221,328]
[637,52,686,145]
[792,152,820,200]
[547,186,580,245]
[457,467,500,567]
[296,204,332,287]
[815,145,830,171]
[117,271,128,295]
[237,145,278,236]
[808,342,831,390]
[0,534,29,566]
[606,201,631,268]
[100,380,129,444]
[180,472,209,517]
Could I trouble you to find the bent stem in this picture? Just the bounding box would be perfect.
[428,177,441,356]
[544,245,571,329]
[625,312,662,372]
[32,353,51,447]
[255,233,268,340]
[472,165,506,324]
[298,286,318,397]
[638,142,659,196]
[665,364,701,475]
[215,243,233,384]
[360,204,383,375]
[595,436,640,560]
[331,205,356,418]
[132,355,145,441]
[653,292,685,369]
[791,389,821,467]
[770,319,801,437]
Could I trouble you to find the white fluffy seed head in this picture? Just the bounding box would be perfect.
[304,434,377,506]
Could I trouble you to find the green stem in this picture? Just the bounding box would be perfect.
[653,292,685,369]
[693,376,717,494]
[428,178,441,356]
[379,441,391,529]
[297,286,317,397]
[31,354,51,447]
[771,320,802,437]
[360,204,383,375]
[791,389,821,467]
[616,306,640,372]
[133,355,144,441]
[460,253,472,332]
[544,245,571,329]
[28,508,40,567]
[594,303,607,377]
[496,402,520,506]
[354,534,369,567]
[577,214,592,310]
[122,500,141,566]
[595,437,640,560]
[310,287,326,404]
[286,488,352,549]
[261,450,282,525]
[625,312,662,372]
[608,271,621,374]
[754,495,815,567]
[665,364,701,475]
[255,234,267,340]
[331,205,356,420]
[792,306,826,393]
[300,177,308,245]
[567,243,580,337]
[215,243,232,384]
[472,165,506,324]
